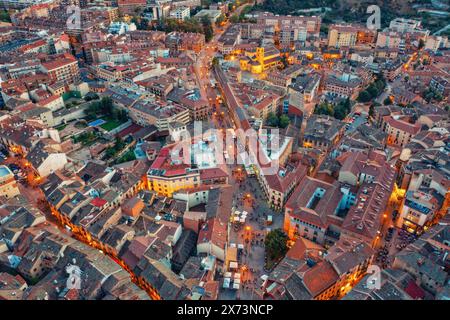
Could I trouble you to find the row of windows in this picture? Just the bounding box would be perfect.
[292,217,321,230]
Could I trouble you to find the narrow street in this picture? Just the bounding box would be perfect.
[193,6,287,298]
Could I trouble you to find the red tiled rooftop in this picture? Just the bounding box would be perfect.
[385,116,421,136]
[42,54,77,71]
[405,280,425,300]
[200,168,228,180]
[301,261,339,297]
[116,123,143,139]
[91,197,107,207]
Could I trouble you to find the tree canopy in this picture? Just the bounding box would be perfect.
[265,229,288,262]
[314,98,351,120]
[358,75,386,103]
[266,112,290,128]
[0,10,11,23]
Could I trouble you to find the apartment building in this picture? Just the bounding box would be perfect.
[323,73,362,99]
[328,25,358,48]
[40,53,80,85]
[169,6,190,21]
[129,101,190,131]
[382,115,421,148]
[376,31,403,49]
[255,12,321,37]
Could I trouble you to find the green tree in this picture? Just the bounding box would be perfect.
[279,114,290,128]
[367,84,379,98]
[266,112,279,127]
[131,16,139,26]
[341,97,351,113]
[374,79,386,93]
[100,96,114,115]
[357,90,372,103]
[314,102,334,116]
[200,16,214,42]
[114,136,125,150]
[333,104,347,120]
[383,97,392,105]
[86,101,101,119]
[0,10,11,23]
[265,229,288,262]
[229,14,240,24]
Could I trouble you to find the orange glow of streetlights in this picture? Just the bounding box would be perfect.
[245,226,251,231]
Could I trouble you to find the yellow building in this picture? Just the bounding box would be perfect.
[327,25,358,48]
[0,165,20,199]
[147,171,200,197]
[240,46,281,74]
[146,145,200,197]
